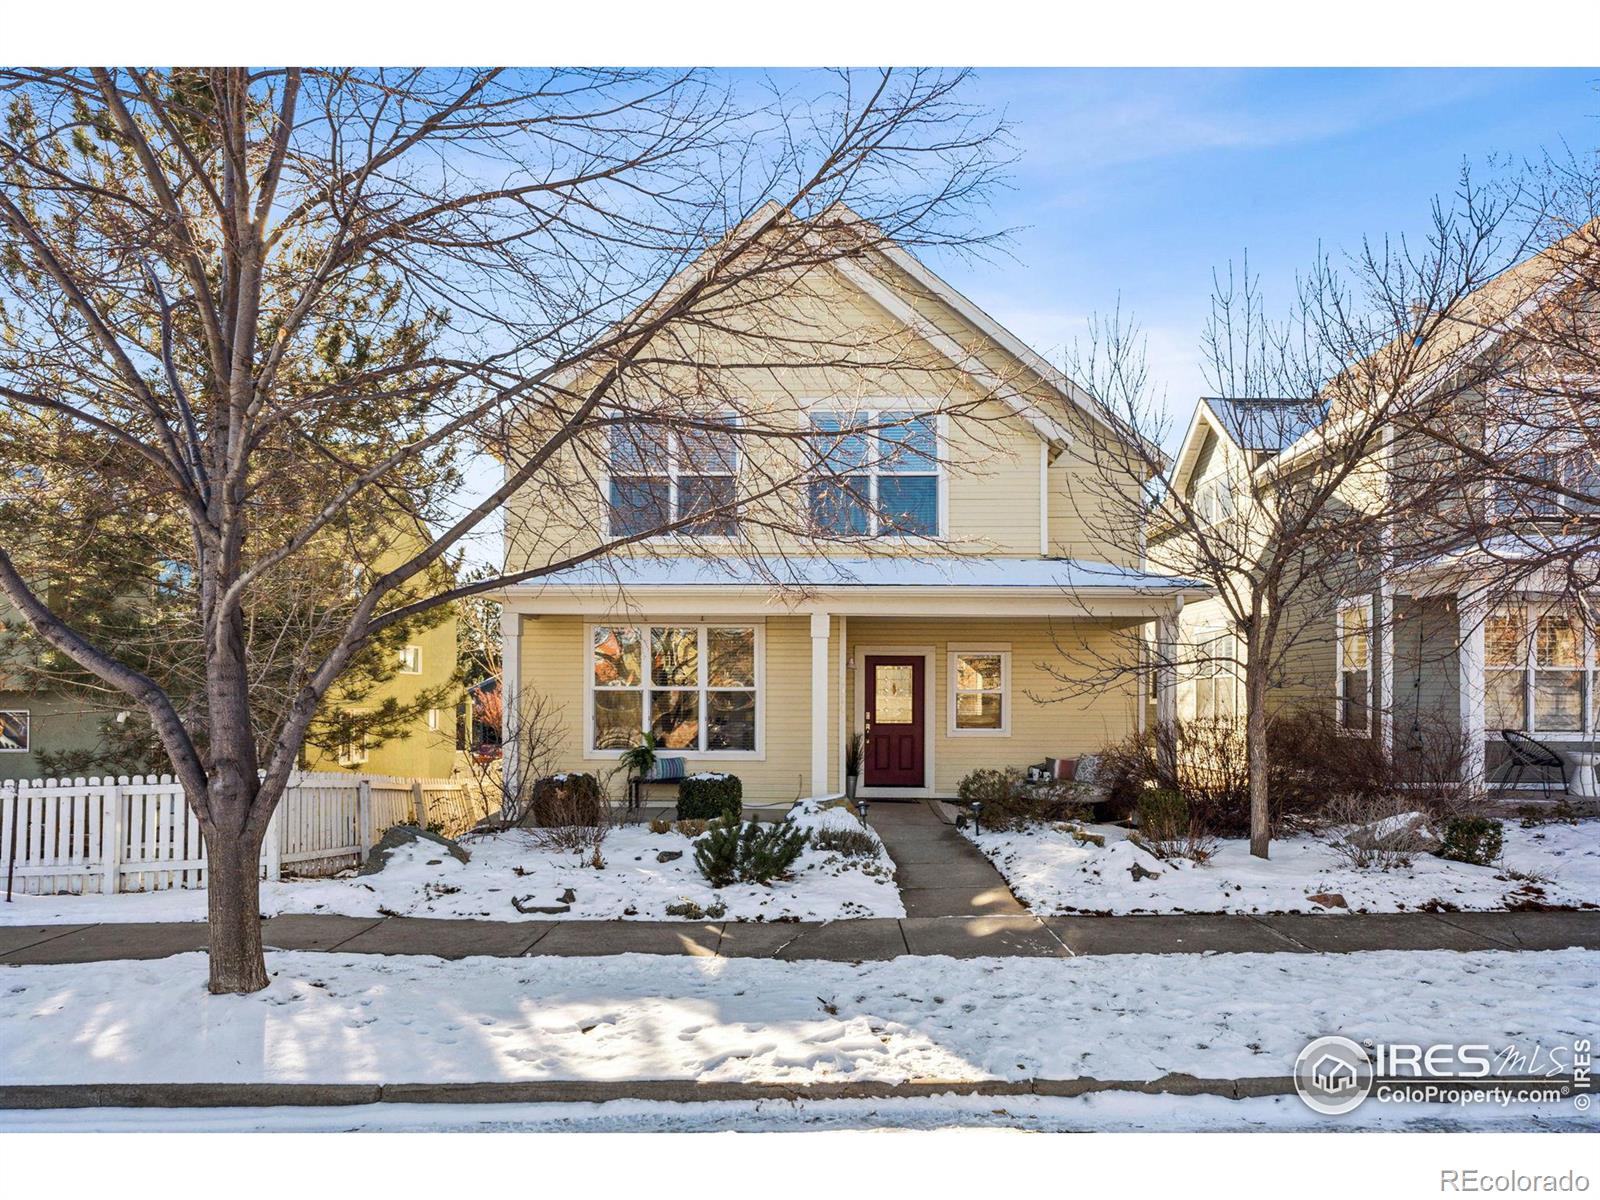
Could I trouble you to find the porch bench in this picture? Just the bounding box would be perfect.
[625,755,687,817]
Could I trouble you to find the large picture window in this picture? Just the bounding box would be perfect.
[590,624,759,755]
[607,415,739,538]
[1487,605,1592,735]
[809,410,939,537]
[1336,598,1371,734]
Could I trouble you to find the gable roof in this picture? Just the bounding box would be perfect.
[547,199,1141,455]
[1201,397,1321,454]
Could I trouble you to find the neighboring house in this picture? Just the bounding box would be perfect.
[496,205,1203,805]
[1158,232,1599,797]
[1,564,466,784]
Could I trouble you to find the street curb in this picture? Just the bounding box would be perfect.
[0,1073,1298,1110]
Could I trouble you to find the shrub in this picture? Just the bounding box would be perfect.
[810,827,880,858]
[678,773,743,822]
[1321,793,1432,870]
[1440,816,1504,866]
[664,899,727,920]
[955,767,1086,831]
[648,815,674,835]
[674,818,709,838]
[694,819,808,887]
[1132,788,1216,863]
[527,772,604,828]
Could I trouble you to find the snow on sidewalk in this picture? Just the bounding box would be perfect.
[966,820,1600,915]
[2,947,1593,1086]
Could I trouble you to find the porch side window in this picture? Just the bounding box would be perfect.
[1336,598,1371,734]
[1191,628,1239,721]
[809,410,939,537]
[1485,608,1527,731]
[591,624,757,754]
[0,710,29,753]
[607,415,739,538]
[950,647,1009,735]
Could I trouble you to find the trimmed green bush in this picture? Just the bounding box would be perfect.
[677,773,743,822]
[1136,788,1188,841]
[1440,816,1504,866]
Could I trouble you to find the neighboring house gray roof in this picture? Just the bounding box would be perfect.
[518,554,1202,594]
[1202,397,1322,454]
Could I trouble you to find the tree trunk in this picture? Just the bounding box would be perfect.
[1246,660,1271,860]
[205,829,269,995]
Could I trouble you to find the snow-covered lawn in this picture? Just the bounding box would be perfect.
[965,819,1600,916]
[0,803,902,925]
[2,947,1592,1086]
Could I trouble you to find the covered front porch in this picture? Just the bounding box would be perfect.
[1347,552,1599,800]
[500,556,1203,806]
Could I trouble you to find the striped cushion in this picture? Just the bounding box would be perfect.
[649,756,686,782]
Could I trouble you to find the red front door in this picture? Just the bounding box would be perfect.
[864,655,925,788]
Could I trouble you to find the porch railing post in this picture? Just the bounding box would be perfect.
[809,611,832,798]
[1457,591,1487,798]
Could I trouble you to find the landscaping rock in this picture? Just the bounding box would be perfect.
[1129,862,1160,882]
[511,895,570,914]
[1307,891,1348,909]
[656,850,684,863]
[359,825,469,875]
[1346,811,1442,854]
[558,887,577,904]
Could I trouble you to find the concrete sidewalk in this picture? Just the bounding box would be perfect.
[3,908,1598,966]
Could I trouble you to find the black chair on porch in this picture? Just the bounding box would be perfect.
[1492,730,1570,799]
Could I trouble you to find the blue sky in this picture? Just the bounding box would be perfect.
[903,68,1598,425]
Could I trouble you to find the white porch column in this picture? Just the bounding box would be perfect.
[500,609,523,817]
[810,611,831,798]
[1376,584,1395,758]
[1155,607,1180,727]
[1457,592,1487,797]
[806,614,832,803]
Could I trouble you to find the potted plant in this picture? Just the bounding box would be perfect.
[620,730,658,783]
[844,731,863,800]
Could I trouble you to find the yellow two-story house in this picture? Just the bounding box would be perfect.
[496,205,1203,805]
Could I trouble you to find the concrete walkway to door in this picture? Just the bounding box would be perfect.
[866,800,1027,917]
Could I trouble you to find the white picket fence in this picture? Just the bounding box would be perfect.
[0,771,490,896]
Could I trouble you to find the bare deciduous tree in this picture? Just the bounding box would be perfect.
[0,67,1012,991]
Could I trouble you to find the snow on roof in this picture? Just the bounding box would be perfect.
[519,555,1201,593]
[1202,397,1323,454]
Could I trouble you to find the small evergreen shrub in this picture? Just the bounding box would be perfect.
[1136,788,1188,840]
[678,773,743,822]
[1440,816,1504,866]
[665,898,727,920]
[694,819,807,887]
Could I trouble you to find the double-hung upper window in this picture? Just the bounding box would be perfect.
[1336,598,1371,734]
[590,624,759,754]
[808,410,939,537]
[607,415,739,538]
[1193,476,1235,526]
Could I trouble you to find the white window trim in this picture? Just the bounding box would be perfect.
[398,645,423,675]
[947,644,1011,737]
[582,620,765,760]
[1192,473,1235,527]
[600,412,743,544]
[806,405,949,542]
[0,709,29,753]
[1335,594,1373,738]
